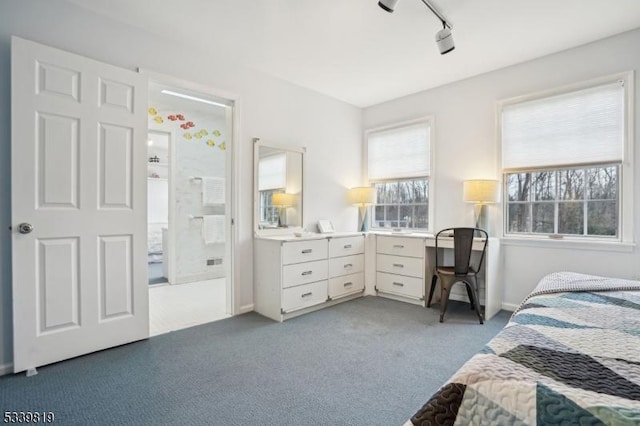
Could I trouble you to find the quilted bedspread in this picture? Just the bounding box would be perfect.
[408,272,640,426]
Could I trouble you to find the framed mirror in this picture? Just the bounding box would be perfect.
[253,138,304,235]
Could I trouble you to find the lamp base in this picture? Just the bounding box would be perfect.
[474,204,490,236]
[358,206,369,232]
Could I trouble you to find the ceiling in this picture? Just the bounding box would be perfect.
[65,0,640,108]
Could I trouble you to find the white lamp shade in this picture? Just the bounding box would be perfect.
[272,193,296,207]
[463,180,500,204]
[348,186,375,206]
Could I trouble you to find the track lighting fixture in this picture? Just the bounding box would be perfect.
[378,0,399,13]
[378,0,455,55]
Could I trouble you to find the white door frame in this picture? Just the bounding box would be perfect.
[140,69,241,316]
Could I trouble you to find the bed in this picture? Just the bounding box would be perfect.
[408,271,640,426]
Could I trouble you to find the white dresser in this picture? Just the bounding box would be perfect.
[254,233,365,322]
[375,235,427,305]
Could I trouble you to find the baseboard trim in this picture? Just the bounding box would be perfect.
[0,362,13,376]
[501,302,518,312]
[239,303,254,314]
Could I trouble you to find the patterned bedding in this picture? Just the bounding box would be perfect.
[408,272,640,426]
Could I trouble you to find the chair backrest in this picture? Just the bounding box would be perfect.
[435,227,488,275]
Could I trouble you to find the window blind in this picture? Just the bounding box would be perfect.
[502,81,624,170]
[258,153,286,191]
[367,121,430,180]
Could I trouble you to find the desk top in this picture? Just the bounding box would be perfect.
[371,231,490,245]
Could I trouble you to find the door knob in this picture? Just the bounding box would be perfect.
[18,223,33,234]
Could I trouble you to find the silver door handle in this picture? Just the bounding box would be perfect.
[392,282,404,287]
[343,244,352,249]
[392,263,404,268]
[18,223,33,234]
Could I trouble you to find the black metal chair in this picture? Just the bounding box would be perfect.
[426,227,488,324]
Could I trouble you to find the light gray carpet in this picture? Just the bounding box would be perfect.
[0,296,510,425]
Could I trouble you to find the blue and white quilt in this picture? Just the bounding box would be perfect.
[409,272,640,425]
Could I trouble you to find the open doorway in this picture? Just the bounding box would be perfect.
[146,80,234,336]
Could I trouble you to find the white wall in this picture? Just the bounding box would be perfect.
[364,28,640,308]
[0,0,362,371]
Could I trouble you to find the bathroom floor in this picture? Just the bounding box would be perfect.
[149,278,230,336]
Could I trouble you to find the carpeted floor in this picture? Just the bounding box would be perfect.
[0,296,511,426]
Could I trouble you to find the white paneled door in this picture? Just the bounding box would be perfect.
[11,37,149,373]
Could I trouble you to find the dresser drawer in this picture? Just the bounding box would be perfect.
[282,239,328,265]
[376,272,423,299]
[376,236,424,258]
[329,254,364,278]
[282,259,328,289]
[329,272,364,299]
[329,235,364,258]
[282,280,328,313]
[376,254,423,278]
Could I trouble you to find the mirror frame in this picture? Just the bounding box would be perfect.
[253,138,305,236]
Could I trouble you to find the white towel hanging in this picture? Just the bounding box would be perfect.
[202,215,225,244]
[202,177,225,206]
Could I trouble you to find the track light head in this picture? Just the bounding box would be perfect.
[435,27,455,55]
[378,0,400,13]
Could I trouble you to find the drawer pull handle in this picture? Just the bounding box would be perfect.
[301,292,313,298]
[393,244,405,249]
[343,282,353,287]
[392,263,404,268]
[392,282,404,287]
[343,244,352,249]
[301,249,312,254]
[301,271,313,276]
[344,263,353,268]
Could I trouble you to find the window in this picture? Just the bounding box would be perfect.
[259,188,283,225]
[506,165,618,236]
[367,119,431,230]
[501,75,630,239]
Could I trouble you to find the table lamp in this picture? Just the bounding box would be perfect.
[463,180,500,232]
[348,186,375,232]
[272,193,296,227]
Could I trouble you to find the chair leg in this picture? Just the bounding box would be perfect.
[464,280,484,325]
[439,279,452,323]
[464,285,476,311]
[427,274,438,307]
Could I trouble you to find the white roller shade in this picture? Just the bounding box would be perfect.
[367,121,430,180]
[502,81,624,170]
[258,153,286,191]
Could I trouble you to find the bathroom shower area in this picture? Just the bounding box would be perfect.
[146,81,233,335]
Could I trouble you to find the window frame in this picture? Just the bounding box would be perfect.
[364,117,435,232]
[370,177,430,230]
[258,188,284,226]
[504,163,620,238]
[497,72,634,243]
